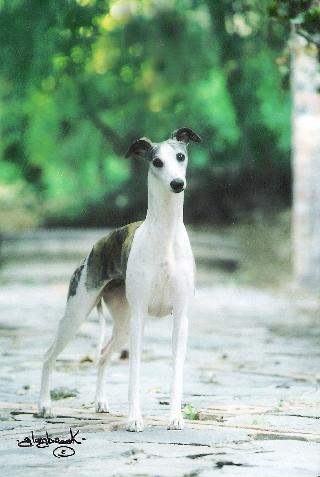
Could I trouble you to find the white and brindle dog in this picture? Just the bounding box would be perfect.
[38,127,202,432]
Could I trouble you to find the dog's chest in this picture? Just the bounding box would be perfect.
[126,224,194,317]
[147,256,174,317]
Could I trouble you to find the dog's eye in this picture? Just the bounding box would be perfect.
[176,153,185,162]
[152,158,164,168]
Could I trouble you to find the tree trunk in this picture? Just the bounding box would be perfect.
[291,27,320,291]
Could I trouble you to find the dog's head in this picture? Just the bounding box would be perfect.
[125,128,201,194]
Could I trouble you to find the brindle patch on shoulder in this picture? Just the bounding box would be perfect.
[67,259,85,300]
[120,221,143,275]
[85,221,142,291]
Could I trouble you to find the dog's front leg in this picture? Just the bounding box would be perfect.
[168,310,188,430]
[126,309,144,432]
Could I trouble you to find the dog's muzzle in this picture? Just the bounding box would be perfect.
[170,179,185,193]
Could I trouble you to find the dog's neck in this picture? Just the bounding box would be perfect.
[145,170,184,240]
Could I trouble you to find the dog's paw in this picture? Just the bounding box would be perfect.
[126,417,144,432]
[95,400,110,413]
[36,404,56,418]
[168,415,184,430]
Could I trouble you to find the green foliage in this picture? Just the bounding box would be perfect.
[183,403,200,420]
[269,0,320,49]
[0,0,292,228]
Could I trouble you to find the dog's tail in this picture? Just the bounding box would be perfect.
[96,299,107,363]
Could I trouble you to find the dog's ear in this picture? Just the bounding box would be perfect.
[125,137,154,160]
[171,127,202,144]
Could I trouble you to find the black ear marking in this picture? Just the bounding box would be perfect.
[171,127,202,144]
[125,137,154,160]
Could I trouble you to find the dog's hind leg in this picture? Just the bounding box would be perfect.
[95,281,129,413]
[37,262,100,418]
[96,300,108,363]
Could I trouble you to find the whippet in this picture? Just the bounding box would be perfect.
[37,127,201,432]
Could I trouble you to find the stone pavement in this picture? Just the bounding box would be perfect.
[0,229,319,476]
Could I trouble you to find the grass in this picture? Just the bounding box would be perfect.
[50,386,79,401]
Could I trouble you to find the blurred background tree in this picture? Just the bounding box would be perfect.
[0,0,292,229]
[269,0,320,290]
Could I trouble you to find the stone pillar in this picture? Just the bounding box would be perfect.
[292,29,320,291]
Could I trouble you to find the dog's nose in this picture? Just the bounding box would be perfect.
[170,179,185,193]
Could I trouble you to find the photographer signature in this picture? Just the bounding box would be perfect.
[17,427,86,458]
